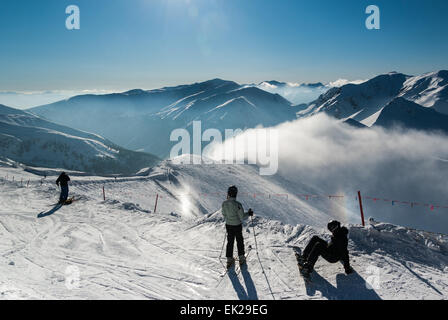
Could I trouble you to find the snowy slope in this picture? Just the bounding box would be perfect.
[374,98,448,134]
[30,80,297,158]
[399,70,448,115]
[0,162,447,300]
[0,104,159,175]
[298,72,410,123]
[299,70,448,129]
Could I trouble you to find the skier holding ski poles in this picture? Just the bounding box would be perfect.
[56,172,70,204]
[222,185,254,269]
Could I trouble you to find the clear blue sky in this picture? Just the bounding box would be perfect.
[0,0,447,91]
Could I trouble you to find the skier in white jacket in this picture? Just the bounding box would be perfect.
[222,185,254,268]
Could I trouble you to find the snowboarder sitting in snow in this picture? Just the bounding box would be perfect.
[56,172,70,204]
[222,185,254,269]
[299,220,354,277]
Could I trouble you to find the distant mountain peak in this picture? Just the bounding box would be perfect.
[122,89,148,95]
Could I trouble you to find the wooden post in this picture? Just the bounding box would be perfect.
[358,191,365,227]
[103,186,106,201]
[154,194,159,214]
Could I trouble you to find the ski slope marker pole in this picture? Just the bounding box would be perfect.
[103,185,106,201]
[358,191,365,227]
[154,194,159,214]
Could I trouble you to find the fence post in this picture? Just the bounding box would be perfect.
[358,191,365,227]
[103,186,106,201]
[154,194,159,214]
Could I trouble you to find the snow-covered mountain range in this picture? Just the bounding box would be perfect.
[28,71,448,161]
[299,71,448,130]
[0,104,159,175]
[30,79,297,158]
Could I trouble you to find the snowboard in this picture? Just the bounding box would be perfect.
[63,197,75,205]
[54,196,77,206]
[292,246,311,283]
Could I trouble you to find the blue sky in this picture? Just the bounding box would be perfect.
[0,0,447,92]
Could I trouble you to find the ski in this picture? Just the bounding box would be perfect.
[216,246,252,287]
[219,249,251,278]
[234,245,252,276]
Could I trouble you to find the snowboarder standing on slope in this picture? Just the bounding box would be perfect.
[56,172,70,204]
[298,220,354,277]
[222,186,254,269]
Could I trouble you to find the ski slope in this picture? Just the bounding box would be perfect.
[0,161,447,300]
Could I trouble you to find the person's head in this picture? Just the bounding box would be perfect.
[327,220,341,233]
[227,185,238,198]
[61,171,66,175]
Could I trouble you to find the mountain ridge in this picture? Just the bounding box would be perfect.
[0,104,160,175]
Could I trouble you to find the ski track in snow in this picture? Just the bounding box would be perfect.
[0,166,447,300]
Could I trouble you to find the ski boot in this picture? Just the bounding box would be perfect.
[295,252,306,269]
[226,257,235,269]
[238,255,246,267]
[344,265,354,275]
[300,262,313,278]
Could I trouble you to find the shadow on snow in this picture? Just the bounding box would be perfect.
[305,270,382,300]
[228,266,259,300]
[37,204,62,218]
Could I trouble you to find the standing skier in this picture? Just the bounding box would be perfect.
[222,185,254,269]
[298,220,354,277]
[56,172,70,204]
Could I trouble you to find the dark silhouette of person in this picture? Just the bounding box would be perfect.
[56,172,70,204]
[299,220,354,276]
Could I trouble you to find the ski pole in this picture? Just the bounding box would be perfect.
[250,215,259,255]
[218,228,227,260]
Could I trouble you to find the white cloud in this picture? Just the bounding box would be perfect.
[256,83,328,105]
[0,90,115,109]
[329,79,367,87]
[206,114,448,234]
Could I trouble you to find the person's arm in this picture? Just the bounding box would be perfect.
[237,203,249,223]
[67,176,70,182]
[222,203,228,221]
[56,175,61,186]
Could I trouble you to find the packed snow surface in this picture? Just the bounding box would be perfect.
[0,161,447,300]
